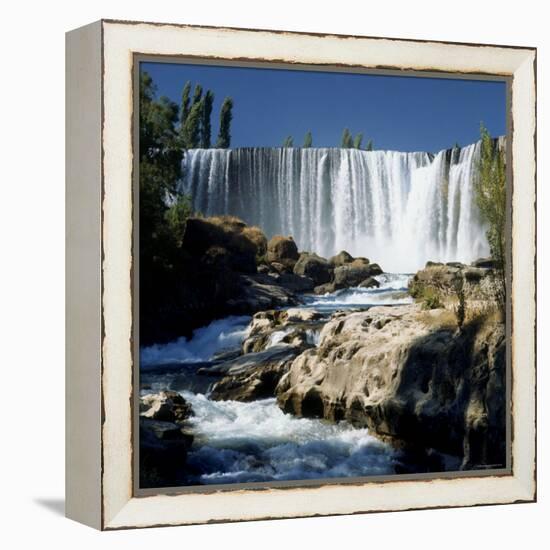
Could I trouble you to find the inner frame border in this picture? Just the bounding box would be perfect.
[131,53,514,499]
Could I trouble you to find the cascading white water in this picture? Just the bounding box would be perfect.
[180,144,490,272]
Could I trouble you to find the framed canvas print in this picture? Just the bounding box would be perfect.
[66,19,537,530]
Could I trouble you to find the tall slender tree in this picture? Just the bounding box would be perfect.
[216,97,234,148]
[201,90,215,148]
[282,136,294,147]
[181,98,204,149]
[303,131,313,148]
[192,84,203,106]
[474,123,506,310]
[353,132,363,149]
[341,128,353,148]
[180,81,192,128]
[365,139,374,151]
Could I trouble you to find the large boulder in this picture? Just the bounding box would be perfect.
[333,260,382,289]
[266,235,299,269]
[293,253,333,285]
[202,345,304,402]
[139,391,194,488]
[241,308,324,354]
[409,262,500,306]
[227,273,298,314]
[275,272,315,293]
[276,304,506,469]
[182,216,265,274]
[140,418,194,488]
[140,390,193,424]
[329,250,354,266]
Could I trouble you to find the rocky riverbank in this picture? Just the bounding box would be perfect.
[140,391,195,488]
[140,217,506,482]
[191,259,505,470]
[141,215,384,345]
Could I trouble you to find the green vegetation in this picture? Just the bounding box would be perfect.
[453,276,466,328]
[303,131,313,148]
[341,128,353,148]
[474,123,506,310]
[181,98,204,150]
[201,90,215,148]
[420,287,443,310]
[139,71,190,320]
[180,81,191,128]
[216,98,234,148]
[179,81,231,149]
[282,135,294,147]
[341,128,373,150]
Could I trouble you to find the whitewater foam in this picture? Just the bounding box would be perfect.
[183,393,397,484]
[140,315,251,367]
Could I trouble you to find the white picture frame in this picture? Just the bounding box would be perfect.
[66,19,536,530]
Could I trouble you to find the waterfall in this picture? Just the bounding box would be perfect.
[180,144,490,272]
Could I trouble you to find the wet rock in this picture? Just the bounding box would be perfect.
[276,272,315,293]
[276,304,506,469]
[227,274,298,313]
[140,390,193,424]
[205,345,304,402]
[293,253,333,285]
[329,250,355,266]
[471,257,495,269]
[314,282,336,295]
[266,235,300,269]
[333,260,382,289]
[358,277,380,289]
[140,418,194,488]
[139,392,195,488]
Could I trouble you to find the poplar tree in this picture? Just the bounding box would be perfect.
[341,128,353,148]
[303,131,313,148]
[201,90,215,148]
[192,84,203,106]
[474,123,506,310]
[282,136,294,147]
[181,98,204,149]
[353,133,363,149]
[365,139,374,151]
[216,97,234,148]
[180,81,192,128]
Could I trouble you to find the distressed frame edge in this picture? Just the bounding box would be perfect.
[65,19,104,530]
[97,20,536,530]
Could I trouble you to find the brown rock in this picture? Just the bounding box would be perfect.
[266,235,299,268]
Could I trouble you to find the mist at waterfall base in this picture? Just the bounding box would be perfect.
[140,275,420,484]
[181,142,489,273]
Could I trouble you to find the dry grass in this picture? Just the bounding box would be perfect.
[242,225,268,256]
[418,309,458,330]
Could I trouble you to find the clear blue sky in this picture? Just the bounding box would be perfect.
[141,61,506,153]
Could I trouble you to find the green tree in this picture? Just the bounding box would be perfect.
[353,132,363,149]
[303,131,313,148]
[365,139,374,151]
[139,70,187,264]
[341,128,353,148]
[474,123,506,310]
[165,195,193,247]
[192,84,203,106]
[216,97,234,148]
[201,90,215,148]
[180,81,192,128]
[282,135,294,147]
[181,99,204,149]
